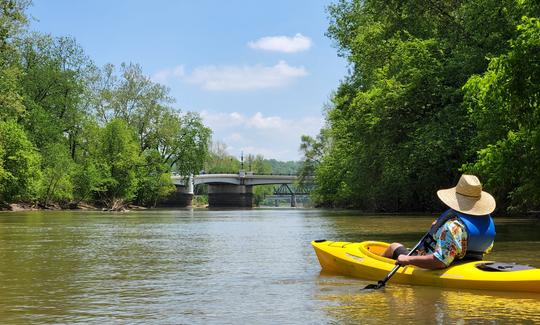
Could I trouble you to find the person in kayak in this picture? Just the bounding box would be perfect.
[382,174,496,269]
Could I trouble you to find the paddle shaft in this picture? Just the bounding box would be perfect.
[371,232,430,288]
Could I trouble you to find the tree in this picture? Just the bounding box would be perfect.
[72,159,103,204]
[0,63,24,121]
[0,2,213,209]
[89,63,211,202]
[245,154,271,174]
[204,141,240,173]
[0,0,30,51]
[135,149,175,207]
[96,119,141,209]
[265,159,301,175]
[0,0,29,121]
[311,0,535,211]
[463,17,540,212]
[243,153,271,206]
[157,111,211,176]
[0,120,41,202]
[71,118,105,204]
[38,143,74,205]
[19,34,92,156]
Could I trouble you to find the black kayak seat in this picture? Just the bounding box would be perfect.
[476,262,535,272]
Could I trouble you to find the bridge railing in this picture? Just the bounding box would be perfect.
[198,171,301,176]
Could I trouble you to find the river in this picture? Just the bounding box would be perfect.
[0,209,538,324]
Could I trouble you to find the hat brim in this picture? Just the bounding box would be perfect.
[437,188,496,216]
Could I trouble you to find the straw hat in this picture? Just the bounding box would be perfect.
[437,174,496,216]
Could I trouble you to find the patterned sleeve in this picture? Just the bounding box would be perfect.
[432,220,466,266]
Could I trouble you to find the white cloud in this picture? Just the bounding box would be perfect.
[185,60,307,91]
[225,132,244,142]
[248,33,312,53]
[151,65,185,84]
[199,110,324,161]
[246,112,285,129]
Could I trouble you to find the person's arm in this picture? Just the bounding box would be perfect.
[396,254,447,270]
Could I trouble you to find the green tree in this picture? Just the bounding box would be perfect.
[96,119,141,209]
[204,141,240,173]
[0,2,213,209]
[265,159,301,175]
[245,154,271,174]
[19,34,91,156]
[135,149,175,207]
[0,0,29,121]
[38,143,74,205]
[463,17,540,212]
[72,159,103,204]
[312,0,535,211]
[0,120,41,202]
[245,154,273,206]
[89,63,211,205]
[0,0,30,51]
[0,63,24,121]
[158,111,211,176]
[71,119,105,204]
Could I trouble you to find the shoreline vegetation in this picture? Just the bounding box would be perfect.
[2,1,539,215]
[0,1,213,212]
[299,1,540,214]
[0,1,297,212]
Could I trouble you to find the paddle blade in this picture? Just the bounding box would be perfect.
[363,281,385,290]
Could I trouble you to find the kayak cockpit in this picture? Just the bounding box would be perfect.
[358,241,394,263]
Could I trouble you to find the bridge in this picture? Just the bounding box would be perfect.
[164,172,309,208]
[263,183,314,207]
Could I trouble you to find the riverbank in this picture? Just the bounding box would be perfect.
[0,202,148,212]
[0,201,209,212]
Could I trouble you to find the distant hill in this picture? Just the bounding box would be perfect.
[266,159,302,175]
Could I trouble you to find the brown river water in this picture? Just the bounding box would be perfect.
[0,209,538,324]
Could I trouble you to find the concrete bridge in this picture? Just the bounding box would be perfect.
[163,172,302,208]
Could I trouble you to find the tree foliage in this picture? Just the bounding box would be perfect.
[96,119,141,208]
[0,2,213,208]
[0,120,41,202]
[308,0,540,213]
[204,141,241,173]
[463,17,540,212]
[39,143,75,205]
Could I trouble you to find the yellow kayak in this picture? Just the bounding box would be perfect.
[312,240,540,293]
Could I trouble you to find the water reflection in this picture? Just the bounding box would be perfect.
[317,278,540,324]
[0,209,537,324]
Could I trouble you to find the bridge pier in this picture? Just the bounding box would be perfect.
[208,184,253,208]
[158,185,193,207]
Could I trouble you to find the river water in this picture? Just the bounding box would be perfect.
[0,209,538,324]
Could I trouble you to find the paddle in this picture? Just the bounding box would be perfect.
[363,232,431,290]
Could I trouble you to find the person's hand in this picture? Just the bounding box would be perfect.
[396,255,411,266]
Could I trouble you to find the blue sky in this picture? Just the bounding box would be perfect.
[29,0,347,161]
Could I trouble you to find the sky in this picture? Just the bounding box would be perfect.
[28,0,347,162]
